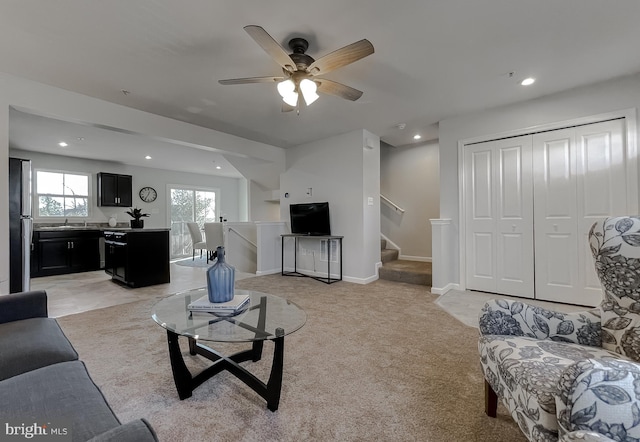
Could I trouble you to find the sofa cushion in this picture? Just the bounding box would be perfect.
[0,318,78,381]
[479,335,622,441]
[0,290,47,324]
[0,361,120,442]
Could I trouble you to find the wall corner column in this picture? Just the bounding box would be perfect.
[430,218,456,295]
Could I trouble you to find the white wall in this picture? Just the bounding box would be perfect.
[279,129,380,283]
[249,180,281,222]
[361,131,381,278]
[380,140,439,260]
[438,72,640,289]
[9,148,243,228]
[256,221,288,275]
[0,72,285,294]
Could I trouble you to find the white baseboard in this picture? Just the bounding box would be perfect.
[344,274,378,284]
[398,255,432,262]
[281,267,342,280]
[255,268,281,276]
[278,267,378,285]
[267,261,382,285]
[431,283,460,295]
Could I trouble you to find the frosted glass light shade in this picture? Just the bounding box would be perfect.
[282,92,298,107]
[277,79,295,96]
[277,79,299,106]
[300,79,319,105]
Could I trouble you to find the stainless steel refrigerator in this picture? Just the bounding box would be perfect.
[9,157,32,293]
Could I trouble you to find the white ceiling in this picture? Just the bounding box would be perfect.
[9,109,244,178]
[3,0,640,172]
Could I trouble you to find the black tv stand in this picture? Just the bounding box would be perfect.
[281,234,343,284]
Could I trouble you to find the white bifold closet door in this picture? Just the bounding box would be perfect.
[533,119,631,306]
[464,118,635,306]
[464,136,534,298]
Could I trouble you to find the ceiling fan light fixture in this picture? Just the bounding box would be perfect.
[302,92,319,106]
[277,79,299,106]
[282,91,299,107]
[220,26,374,110]
[300,79,319,106]
[277,79,295,97]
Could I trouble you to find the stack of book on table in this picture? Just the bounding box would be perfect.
[188,294,250,316]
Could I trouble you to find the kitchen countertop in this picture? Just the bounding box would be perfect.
[35,225,170,232]
[103,228,171,233]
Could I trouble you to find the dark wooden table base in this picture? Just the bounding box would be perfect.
[166,328,285,411]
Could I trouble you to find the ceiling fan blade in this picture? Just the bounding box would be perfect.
[316,79,364,101]
[281,101,296,112]
[244,25,297,72]
[218,76,284,85]
[306,39,374,76]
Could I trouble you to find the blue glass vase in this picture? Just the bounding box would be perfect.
[206,246,235,303]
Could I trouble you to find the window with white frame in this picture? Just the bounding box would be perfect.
[35,170,90,217]
[169,186,218,258]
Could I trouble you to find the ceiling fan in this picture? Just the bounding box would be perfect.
[218,25,374,111]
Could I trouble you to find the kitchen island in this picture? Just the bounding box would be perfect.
[104,228,170,288]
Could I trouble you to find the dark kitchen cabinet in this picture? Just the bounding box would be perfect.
[104,229,170,288]
[31,230,101,277]
[98,173,132,207]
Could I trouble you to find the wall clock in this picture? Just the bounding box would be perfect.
[139,186,157,203]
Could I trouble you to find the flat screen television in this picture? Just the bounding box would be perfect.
[289,202,331,236]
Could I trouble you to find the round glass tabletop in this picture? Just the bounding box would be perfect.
[151,288,306,343]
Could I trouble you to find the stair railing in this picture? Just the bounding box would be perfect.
[227,227,257,249]
[380,194,405,213]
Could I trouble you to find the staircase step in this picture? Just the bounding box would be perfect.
[379,260,432,286]
[381,248,399,263]
[380,239,387,250]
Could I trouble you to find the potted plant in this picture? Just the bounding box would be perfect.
[126,207,149,229]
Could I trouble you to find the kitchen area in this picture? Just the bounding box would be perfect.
[10,157,170,291]
[5,109,254,296]
[32,227,170,288]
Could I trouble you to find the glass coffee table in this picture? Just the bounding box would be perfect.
[151,288,306,411]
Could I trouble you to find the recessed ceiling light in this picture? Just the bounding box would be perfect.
[521,77,535,86]
[413,134,422,140]
[216,166,222,170]
[186,106,203,114]
[145,155,152,160]
[58,142,68,147]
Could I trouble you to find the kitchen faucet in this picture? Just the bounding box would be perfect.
[64,218,68,226]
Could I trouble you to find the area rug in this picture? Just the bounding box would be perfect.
[57,275,524,442]
[174,256,213,268]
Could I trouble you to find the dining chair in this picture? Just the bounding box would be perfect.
[204,222,224,262]
[186,222,207,261]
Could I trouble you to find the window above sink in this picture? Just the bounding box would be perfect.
[35,169,90,218]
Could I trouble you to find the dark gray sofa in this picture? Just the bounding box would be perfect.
[0,290,158,442]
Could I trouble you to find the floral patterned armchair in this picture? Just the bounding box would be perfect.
[478,216,640,442]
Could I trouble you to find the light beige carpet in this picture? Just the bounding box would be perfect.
[57,275,525,442]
